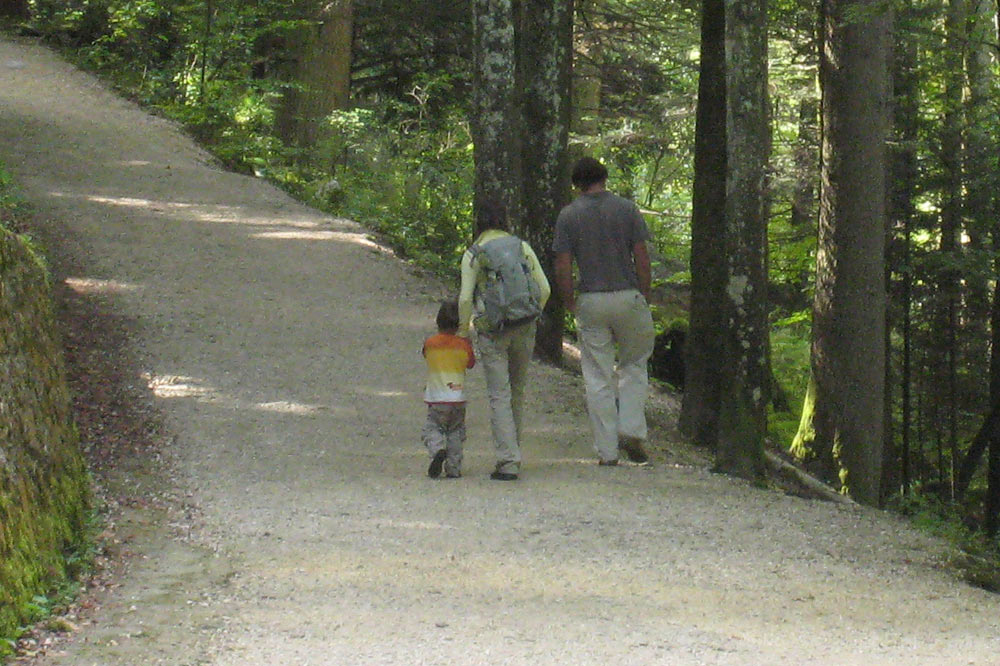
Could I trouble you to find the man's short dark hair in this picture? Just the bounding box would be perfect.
[571,157,609,188]
[436,299,460,331]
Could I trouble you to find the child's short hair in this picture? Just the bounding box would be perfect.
[436,299,460,331]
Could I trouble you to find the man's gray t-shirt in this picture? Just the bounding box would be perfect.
[552,191,651,293]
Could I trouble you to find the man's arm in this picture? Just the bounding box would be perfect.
[633,241,651,302]
[554,251,576,312]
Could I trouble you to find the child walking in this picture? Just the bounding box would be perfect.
[422,300,475,478]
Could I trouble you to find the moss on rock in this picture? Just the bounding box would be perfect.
[0,225,91,652]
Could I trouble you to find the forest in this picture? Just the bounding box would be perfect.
[4,0,1000,541]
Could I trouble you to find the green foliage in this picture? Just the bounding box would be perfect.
[320,104,474,277]
[890,490,1000,591]
[769,312,811,445]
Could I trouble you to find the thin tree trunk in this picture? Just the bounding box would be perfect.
[679,0,727,448]
[954,0,998,501]
[889,11,919,496]
[790,98,819,231]
[940,0,966,499]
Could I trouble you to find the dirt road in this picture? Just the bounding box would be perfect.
[2,35,998,666]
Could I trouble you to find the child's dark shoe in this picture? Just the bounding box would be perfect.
[428,450,447,478]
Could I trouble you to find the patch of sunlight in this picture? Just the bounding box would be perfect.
[251,229,384,251]
[64,277,140,294]
[373,519,455,531]
[355,388,410,398]
[81,194,323,229]
[251,230,342,241]
[256,400,322,415]
[145,373,213,399]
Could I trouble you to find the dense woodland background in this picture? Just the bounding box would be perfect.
[3,0,1000,541]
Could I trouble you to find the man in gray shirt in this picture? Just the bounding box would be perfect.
[553,157,656,465]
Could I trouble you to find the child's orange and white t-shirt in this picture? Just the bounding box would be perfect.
[422,333,475,404]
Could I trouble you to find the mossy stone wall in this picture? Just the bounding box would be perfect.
[0,227,91,649]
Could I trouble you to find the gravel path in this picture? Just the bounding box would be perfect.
[2,35,999,666]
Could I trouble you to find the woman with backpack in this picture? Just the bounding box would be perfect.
[457,200,550,481]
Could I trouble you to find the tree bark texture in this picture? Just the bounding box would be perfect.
[890,22,919,495]
[277,0,354,150]
[962,0,998,403]
[809,0,890,505]
[715,0,769,480]
[472,0,518,234]
[680,0,727,448]
[943,0,968,497]
[517,0,573,363]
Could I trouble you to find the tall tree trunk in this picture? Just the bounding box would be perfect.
[714,0,769,479]
[472,0,518,233]
[953,0,998,501]
[963,0,997,405]
[801,0,891,505]
[790,97,819,232]
[939,0,966,498]
[276,0,354,151]
[572,0,602,142]
[891,11,919,495]
[989,276,1000,535]
[516,0,573,363]
[680,0,727,448]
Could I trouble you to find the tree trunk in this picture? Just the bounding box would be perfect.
[805,0,891,505]
[952,0,997,501]
[936,0,967,498]
[715,0,769,480]
[958,275,1000,498]
[276,1,354,151]
[679,0,727,449]
[472,0,518,233]
[516,0,573,364]
[572,0,602,142]
[891,14,919,495]
[963,0,997,406]
[790,97,819,231]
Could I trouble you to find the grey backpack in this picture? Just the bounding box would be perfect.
[470,235,542,333]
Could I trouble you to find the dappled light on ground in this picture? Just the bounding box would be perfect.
[64,276,141,294]
[143,373,341,417]
[71,192,323,229]
[251,230,385,252]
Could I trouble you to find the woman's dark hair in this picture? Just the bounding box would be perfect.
[571,157,609,188]
[475,198,508,235]
[436,299,460,331]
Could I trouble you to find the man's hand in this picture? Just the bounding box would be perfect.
[554,251,576,313]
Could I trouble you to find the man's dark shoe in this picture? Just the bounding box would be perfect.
[620,437,649,464]
[490,471,518,481]
[598,459,619,467]
[428,450,447,478]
